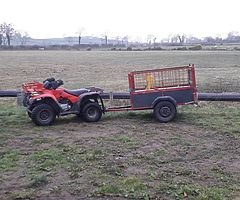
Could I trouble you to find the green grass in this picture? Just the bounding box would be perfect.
[30,149,68,172]
[1,51,240,199]
[0,150,21,172]
[0,104,27,127]
[178,103,240,135]
[95,176,149,199]
[32,137,53,144]
[103,110,153,122]
[24,143,109,181]
[7,190,36,200]
[176,186,228,200]
[96,184,123,196]
[109,135,139,149]
[158,182,231,200]
[0,102,239,199]
[104,165,123,177]
[29,175,48,188]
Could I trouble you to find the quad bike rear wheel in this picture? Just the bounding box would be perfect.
[31,103,56,126]
[82,102,102,122]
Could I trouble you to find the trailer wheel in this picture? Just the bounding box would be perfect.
[82,102,102,122]
[154,101,177,122]
[31,104,56,126]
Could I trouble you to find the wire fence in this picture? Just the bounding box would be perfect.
[133,67,194,91]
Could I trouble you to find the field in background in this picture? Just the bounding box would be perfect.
[1,50,240,92]
[0,51,240,200]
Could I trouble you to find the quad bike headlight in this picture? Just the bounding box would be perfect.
[31,92,40,96]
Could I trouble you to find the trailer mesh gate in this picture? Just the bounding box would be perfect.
[129,65,196,91]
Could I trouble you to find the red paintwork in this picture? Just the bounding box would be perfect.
[22,82,79,103]
[107,65,197,112]
[106,106,150,112]
[23,65,197,113]
[129,65,192,74]
[131,85,193,95]
[191,65,198,102]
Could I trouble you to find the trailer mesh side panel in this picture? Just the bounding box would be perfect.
[132,66,193,91]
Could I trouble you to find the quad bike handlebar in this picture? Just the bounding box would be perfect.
[22,78,63,93]
[43,77,56,83]
[43,78,63,90]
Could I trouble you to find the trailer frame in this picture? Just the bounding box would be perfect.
[106,65,197,113]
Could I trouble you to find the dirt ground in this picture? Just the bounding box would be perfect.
[0,51,240,199]
[0,106,240,199]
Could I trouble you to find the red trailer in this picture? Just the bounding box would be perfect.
[106,64,197,122]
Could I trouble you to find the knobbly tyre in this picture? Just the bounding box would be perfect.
[22,78,105,126]
[22,65,197,126]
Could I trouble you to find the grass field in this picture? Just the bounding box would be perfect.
[0,51,240,199]
[1,50,240,92]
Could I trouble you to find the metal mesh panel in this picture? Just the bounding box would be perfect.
[133,67,191,90]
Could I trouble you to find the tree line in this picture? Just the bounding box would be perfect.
[0,22,29,47]
[1,22,240,48]
[161,32,240,45]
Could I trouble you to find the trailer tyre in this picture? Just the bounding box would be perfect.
[82,102,102,122]
[154,101,177,122]
[31,104,56,126]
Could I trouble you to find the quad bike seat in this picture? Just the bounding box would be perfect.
[64,88,90,96]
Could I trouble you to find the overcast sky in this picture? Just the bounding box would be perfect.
[1,0,240,41]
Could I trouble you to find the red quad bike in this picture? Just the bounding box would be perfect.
[22,78,105,126]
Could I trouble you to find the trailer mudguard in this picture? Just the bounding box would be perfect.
[152,96,177,108]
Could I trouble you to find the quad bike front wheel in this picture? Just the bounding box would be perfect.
[31,103,56,126]
[27,111,32,118]
[82,102,102,122]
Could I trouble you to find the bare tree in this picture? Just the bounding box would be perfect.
[115,36,120,46]
[13,32,21,45]
[177,34,185,44]
[153,37,157,48]
[167,34,173,43]
[177,35,182,43]
[171,35,178,43]
[100,33,108,47]
[0,24,6,46]
[185,35,202,44]
[0,22,15,46]
[0,33,3,46]
[122,35,128,47]
[147,34,154,47]
[105,35,108,47]
[204,36,215,44]
[14,31,29,46]
[226,31,240,43]
[76,27,84,48]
